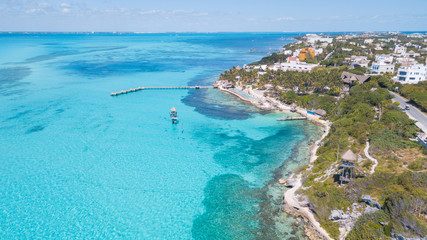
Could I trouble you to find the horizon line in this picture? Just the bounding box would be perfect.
[1,30,427,34]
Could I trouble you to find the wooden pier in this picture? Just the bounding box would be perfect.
[110,86,211,96]
[277,116,307,121]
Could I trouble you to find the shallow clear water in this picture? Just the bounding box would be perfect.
[0,33,321,239]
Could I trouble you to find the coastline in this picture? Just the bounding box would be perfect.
[281,126,332,240]
[217,82,332,240]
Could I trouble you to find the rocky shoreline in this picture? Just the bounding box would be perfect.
[215,80,333,239]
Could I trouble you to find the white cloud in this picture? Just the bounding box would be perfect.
[25,8,39,14]
[62,7,69,13]
[275,17,296,22]
[138,10,160,15]
[61,3,70,7]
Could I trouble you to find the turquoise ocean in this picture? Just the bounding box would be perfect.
[0,33,321,239]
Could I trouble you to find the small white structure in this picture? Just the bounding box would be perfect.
[396,64,427,84]
[364,39,374,44]
[375,54,393,64]
[280,57,318,72]
[350,56,368,62]
[394,45,407,55]
[370,62,395,74]
[351,59,370,68]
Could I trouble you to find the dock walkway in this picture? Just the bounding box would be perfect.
[221,88,259,104]
[110,86,211,96]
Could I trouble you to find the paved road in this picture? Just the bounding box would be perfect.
[324,50,335,60]
[389,91,427,133]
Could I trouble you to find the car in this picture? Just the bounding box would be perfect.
[405,105,410,110]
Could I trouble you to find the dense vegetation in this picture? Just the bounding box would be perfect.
[220,66,427,239]
[220,66,344,95]
[297,78,426,239]
[252,52,288,66]
[395,81,427,112]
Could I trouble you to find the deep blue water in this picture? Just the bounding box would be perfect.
[0,33,321,239]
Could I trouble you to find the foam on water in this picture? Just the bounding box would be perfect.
[0,33,321,239]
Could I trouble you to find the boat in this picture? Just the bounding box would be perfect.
[170,107,178,124]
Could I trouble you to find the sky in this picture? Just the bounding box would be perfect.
[1,0,427,32]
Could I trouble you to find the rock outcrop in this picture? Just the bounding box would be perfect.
[328,196,385,239]
[361,195,382,209]
[328,203,364,239]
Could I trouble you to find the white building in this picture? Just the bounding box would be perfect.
[284,50,293,55]
[280,57,318,72]
[292,49,301,57]
[375,54,393,64]
[396,64,427,84]
[279,48,293,55]
[364,39,374,44]
[407,33,425,38]
[351,59,370,68]
[305,34,333,44]
[395,57,417,65]
[350,56,368,62]
[314,48,324,55]
[405,50,421,58]
[394,45,407,55]
[370,62,395,74]
[268,62,288,71]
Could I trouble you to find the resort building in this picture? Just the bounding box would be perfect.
[305,34,333,44]
[280,57,318,72]
[370,62,395,74]
[395,64,427,84]
[364,39,374,44]
[405,50,421,58]
[298,48,315,61]
[341,71,370,86]
[394,45,407,55]
[395,57,417,65]
[313,109,327,119]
